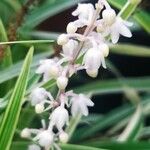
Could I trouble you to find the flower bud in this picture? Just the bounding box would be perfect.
[21,128,31,138]
[57,34,68,45]
[49,65,59,78]
[57,76,68,90]
[35,103,44,114]
[102,9,116,25]
[59,132,69,143]
[86,69,98,78]
[28,144,41,150]
[96,24,104,33]
[66,22,77,34]
[100,44,109,57]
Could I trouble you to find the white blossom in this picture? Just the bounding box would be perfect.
[104,17,132,44]
[33,130,54,148]
[28,144,41,150]
[36,58,61,81]
[49,106,69,131]
[83,47,106,77]
[72,3,95,27]
[30,88,49,106]
[71,94,94,116]
[62,39,78,61]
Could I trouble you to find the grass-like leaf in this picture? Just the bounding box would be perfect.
[73,77,150,95]
[110,44,150,57]
[22,0,84,29]
[11,142,107,150]
[85,141,150,150]
[0,47,34,150]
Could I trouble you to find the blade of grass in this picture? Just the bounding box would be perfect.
[84,141,150,150]
[73,77,150,95]
[0,40,53,45]
[0,18,13,96]
[22,0,86,29]
[110,44,150,57]
[117,104,142,141]
[0,47,34,150]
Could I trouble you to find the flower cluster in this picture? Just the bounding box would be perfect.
[21,0,132,149]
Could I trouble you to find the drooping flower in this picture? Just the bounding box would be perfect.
[62,39,78,61]
[71,3,95,28]
[33,130,54,148]
[83,47,106,77]
[70,94,94,116]
[49,106,69,131]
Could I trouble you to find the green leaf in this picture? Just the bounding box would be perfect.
[11,142,108,150]
[0,47,34,150]
[0,18,12,68]
[110,44,150,57]
[73,77,150,95]
[71,98,149,142]
[84,141,150,150]
[60,143,108,150]
[108,0,150,33]
[0,51,51,84]
[22,0,83,29]
[0,18,13,96]
[117,104,142,141]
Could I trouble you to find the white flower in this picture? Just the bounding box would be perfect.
[28,144,41,150]
[105,17,132,44]
[36,58,61,81]
[83,48,106,77]
[71,94,94,116]
[49,106,69,131]
[30,88,49,106]
[62,39,78,60]
[72,3,95,27]
[34,130,54,148]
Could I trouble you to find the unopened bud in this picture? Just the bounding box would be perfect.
[57,76,68,90]
[86,69,98,78]
[102,9,116,25]
[35,103,44,114]
[57,34,68,45]
[49,66,59,78]
[66,22,77,34]
[59,132,69,143]
[21,128,31,138]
